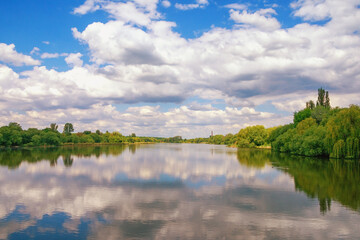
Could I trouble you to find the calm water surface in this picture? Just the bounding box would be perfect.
[0,143,359,239]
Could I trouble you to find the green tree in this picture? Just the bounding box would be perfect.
[294,108,312,126]
[31,135,41,145]
[50,123,58,131]
[79,134,95,143]
[237,125,268,147]
[41,131,61,145]
[306,100,315,110]
[0,124,23,146]
[21,128,41,145]
[90,133,102,143]
[109,132,124,143]
[63,123,74,135]
[296,118,317,135]
[325,91,331,109]
[316,88,330,108]
[311,106,329,124]
[8,122,22,131]
[331,140,346,159]
[316,88,325,107]
[268,124,294,144]
[325,105,360,156]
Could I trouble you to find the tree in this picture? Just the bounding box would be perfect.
[108,131,124,143]
[41,131,61,145]
[296,118,316,135]
[306,100,315,110]
[316,88,330,108]
[50,123,58,131]
[63,123,74,135]
[294,108,312,125]
[8,122,22,131]
[237,125,268,147]
[311,106,329,124]
[325,91,331,109]
[326,105,360,158]
[0,124,23,146]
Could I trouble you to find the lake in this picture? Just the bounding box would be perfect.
[0,143,359,239]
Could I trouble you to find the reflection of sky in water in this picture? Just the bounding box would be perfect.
[0,144,359,239]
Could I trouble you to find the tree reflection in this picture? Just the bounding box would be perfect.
[129,144,137,154]
[63,154,73,167]
[236,149,360,213]
[0,145,128,169]
[236,149,271,169]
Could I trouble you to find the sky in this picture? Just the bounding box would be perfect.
[0,0,359,138]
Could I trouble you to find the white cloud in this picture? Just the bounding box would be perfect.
[0,101,284,138]
[30,47,40,55]
[42,41,50,45]
[1,0,360,136]
[0,43,40,66]
[73,0,160,26]
[175,0,209,10]
[291,0,331,21]
[291,0,360,35]
[162,0,171,8]
[65,53,83,67]
[230,8,281,31]
[73,0,101,14]
[40,53,68,59]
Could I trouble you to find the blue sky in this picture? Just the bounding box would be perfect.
[0,0,359,137]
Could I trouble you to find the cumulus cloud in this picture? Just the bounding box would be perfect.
[65,53,83,67]
[69,0,360,114]
[30,47,40,55]
[162,0,171,8]
[73,0,161,26]
[175,0,209,10]
[0,100,285,138]
[230,8,281,31]
[40,52,68,59]
[291,0,360,35]
[291,0,332,21]
[73,0,101,15]
[0,43,40,66]
[0,0,360,136]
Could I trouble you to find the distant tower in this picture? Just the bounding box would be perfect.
[211,131,213,137]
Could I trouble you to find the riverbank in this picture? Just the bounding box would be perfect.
[0,141,157,151]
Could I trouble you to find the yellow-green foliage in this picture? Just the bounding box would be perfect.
[330,140,346,159]
[271,104,360,159]
[236,125,268,148]
[325,105,360,158]
[345,138,359,159]
[296,118,316,135]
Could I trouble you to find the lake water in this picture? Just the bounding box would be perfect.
[0,143,359,239]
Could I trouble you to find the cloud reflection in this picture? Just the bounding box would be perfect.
[0,144,359,239]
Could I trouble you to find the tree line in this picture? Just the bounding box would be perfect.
[185,88,360,159]
[0,122,165,147]
[269,88,360,159]
[1,88,359,159]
